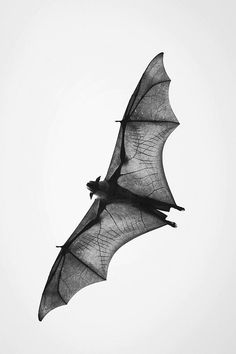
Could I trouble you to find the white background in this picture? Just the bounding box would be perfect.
[1,1,235,353]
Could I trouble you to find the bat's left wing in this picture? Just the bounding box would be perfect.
[106,53,182,211]
[38,199,166,321]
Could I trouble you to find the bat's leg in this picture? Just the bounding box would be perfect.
[151,198,185,212]
[148,207,177,228]
[148,199,184,212]
[165,219,177,228]
[155,200,185,212]
[173,205,185,211]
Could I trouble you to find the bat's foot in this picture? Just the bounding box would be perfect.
[175,205,185,211]
[166,220,177,228]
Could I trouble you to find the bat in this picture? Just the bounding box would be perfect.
[38,52,184,321]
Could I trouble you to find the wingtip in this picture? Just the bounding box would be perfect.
[38,301,67,322]
[154,52,164,61]
[151,52,170,82]
[38,312,43,322]
[38,301,50,322]
[38,291,67,322]
[38,295,46,321]
[38,307,46,322]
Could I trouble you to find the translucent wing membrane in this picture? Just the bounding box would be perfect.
[124,52,173,119]
[70,202,166,277]
[38,200,102,321]
[38,251,104,321]
[39,53,182,321]
[38,200,167,320]
[106,53,179,207]
[130,81,178,123]
[118,121,178,204]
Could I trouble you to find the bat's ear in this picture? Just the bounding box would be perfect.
[90,192,93,199]
[96,176,101,182]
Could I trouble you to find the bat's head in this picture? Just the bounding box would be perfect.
[86,176,101,198]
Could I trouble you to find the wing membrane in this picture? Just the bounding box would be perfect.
[124,52,172,119]
[38,200,167,320]
[118,121,178,204]
[106,53,179,207]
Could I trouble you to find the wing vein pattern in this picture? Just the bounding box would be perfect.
[38,53,181,321]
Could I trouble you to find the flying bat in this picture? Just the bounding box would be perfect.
[38,52,184,321]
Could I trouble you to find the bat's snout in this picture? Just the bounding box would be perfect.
[86,180,98,192]
[86,176,101,192]
[86,182,93,190]
[86,182,92,190]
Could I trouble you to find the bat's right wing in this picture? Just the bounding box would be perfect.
[106,53,181,210]
[38,199,167,321]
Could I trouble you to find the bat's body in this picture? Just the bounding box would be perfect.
[88,178,182,226]
[38,53,184,321]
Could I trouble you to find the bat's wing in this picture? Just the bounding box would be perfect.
[39,53,183,321]
[38,199,167,321]
[106,53,180,210]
